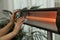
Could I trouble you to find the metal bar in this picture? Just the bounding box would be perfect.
[47,31,53,40]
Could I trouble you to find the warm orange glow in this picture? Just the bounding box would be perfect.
[26,16,56,24]
[29,11,57,19]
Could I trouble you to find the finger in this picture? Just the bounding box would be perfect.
[10,13,15,19]
[12,12,17,18]
[16,17,24,23]
[13,9,20,14]
[19,17,24,22]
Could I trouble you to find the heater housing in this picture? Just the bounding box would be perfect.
[21,7,60,34]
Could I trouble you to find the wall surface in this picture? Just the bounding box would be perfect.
[2,0,9,10]
[55,0,60,7]
[0,0,3,10]
[8,0,14,11]
[0,0,14,11]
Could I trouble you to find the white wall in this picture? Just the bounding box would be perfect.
[13,0,55,9]
[0,0,14,11]
[8,0,14,11]
[0,0,3,10]
[2,0,9,10]
[0,0,55,11]
[55,0,60,7]
[14,0,28,9]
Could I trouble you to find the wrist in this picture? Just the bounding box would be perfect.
[12,29,19,34]
[9,21,14,24]
[10,20,15,23]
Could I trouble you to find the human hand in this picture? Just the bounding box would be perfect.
[15,17,24,29]
[10,9,20,22]
[0,17,24,40]
[14,17,24,33]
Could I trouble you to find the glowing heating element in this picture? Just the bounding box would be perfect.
[26,11,57,24]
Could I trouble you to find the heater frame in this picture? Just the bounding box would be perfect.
[22,7,60,34]
[21,7,60,40]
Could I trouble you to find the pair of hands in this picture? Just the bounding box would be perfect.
[0,10,24,40]
[10,10,24,27]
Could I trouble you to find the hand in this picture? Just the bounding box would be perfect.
[0,17,24,40]
[10,9,19,22]
[15,17,24,29]
[13,17,24,33]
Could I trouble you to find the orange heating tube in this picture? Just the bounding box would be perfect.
[26,16,56,24]
[26,11,57,24]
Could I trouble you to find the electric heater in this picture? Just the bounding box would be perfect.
[22,8,60,34]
